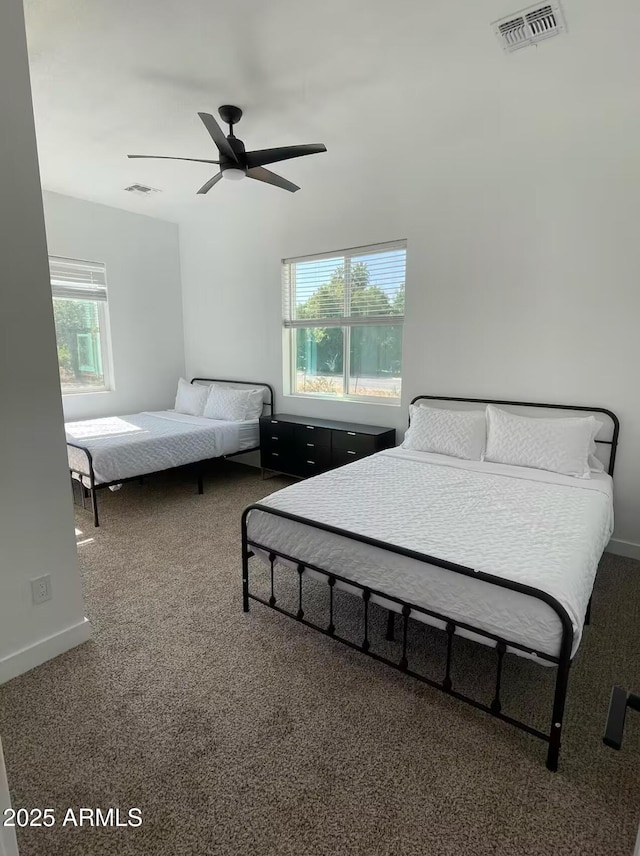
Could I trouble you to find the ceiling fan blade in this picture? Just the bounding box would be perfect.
[196,173,223,195]
[245,144,326,169]
[198,112,239,163]
[247,166,300,193]
[128,155,220,164]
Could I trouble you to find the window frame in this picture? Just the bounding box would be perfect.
[283,240,406,405]
[49,256,115,396]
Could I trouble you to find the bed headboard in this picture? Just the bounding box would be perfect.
[410,395,620,477]
[190,378,275,417]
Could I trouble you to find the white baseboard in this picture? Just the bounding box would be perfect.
[0,618,92,686]
[606,539,640,562]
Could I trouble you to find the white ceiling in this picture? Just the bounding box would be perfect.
[23,0,640,223]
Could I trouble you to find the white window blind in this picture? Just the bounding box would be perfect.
[49,256,108,302]
[283,239,406,328]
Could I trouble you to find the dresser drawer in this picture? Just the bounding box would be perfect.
[295,435,331,457]
[332,430,378,454]
[260,420,294,443]
[288,456,331,478]
[260,432,289,454]
[293,444,331,468]
[332,448,370,467]
[262,449,295,473]
[294,423,332,447]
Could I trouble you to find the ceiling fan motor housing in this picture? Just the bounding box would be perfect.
[220,135,247,177]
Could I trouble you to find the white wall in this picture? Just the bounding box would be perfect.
[43,191,185,421]
[179,97,640,553]
[0,0,88,684]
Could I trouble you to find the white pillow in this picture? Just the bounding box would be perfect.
[484,405,596,478]
[243,387,265,420]
[205,384,265,420]
[403,405,487,460]
[174,378,208,417]
[203,386,252,421]
[589,420,605,473]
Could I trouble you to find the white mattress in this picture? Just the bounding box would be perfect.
[247,448,614,661]
[66,410,259,486]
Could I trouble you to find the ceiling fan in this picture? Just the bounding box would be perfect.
[128,105,327,195]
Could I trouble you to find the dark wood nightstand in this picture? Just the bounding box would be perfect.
[259,413,396,478]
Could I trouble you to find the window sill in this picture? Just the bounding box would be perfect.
[61,388,113,397]
[284,393,401,407]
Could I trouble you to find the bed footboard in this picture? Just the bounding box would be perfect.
[67,441,100,527]
[241,503,575,772]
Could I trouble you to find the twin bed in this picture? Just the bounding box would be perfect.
[66,378,274,526]
[242,395,619,771]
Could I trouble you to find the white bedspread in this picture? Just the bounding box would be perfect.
[247,448,614,660]
[66,410,248,485]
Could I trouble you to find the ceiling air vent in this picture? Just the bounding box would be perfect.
[124,184,161,196]
[493,2,566,52]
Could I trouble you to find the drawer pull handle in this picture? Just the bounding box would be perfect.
[306,460,315,465]
[271,452,279,457]
[306,442,314,447]
[271,420,278,424]
[347,431,356,436]
[271,436,278,440]
[306,426,314,430]
[347,450,357,455]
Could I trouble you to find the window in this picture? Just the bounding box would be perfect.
[283,240,406,403]
[49,256,113,394]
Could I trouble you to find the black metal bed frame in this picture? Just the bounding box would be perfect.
[69,377,275,527]
[241,395,619,771]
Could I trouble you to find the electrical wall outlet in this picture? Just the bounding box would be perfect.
[31,575,52,605]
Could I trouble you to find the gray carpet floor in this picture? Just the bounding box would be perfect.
[1,461,639,856]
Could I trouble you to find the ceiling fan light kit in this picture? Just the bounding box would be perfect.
[127,104,326,195]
